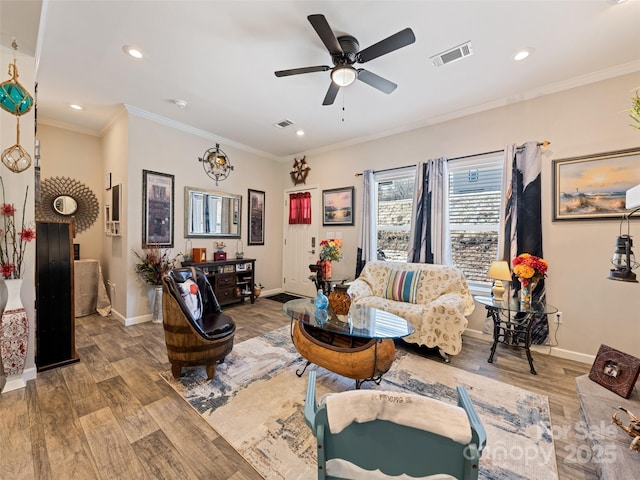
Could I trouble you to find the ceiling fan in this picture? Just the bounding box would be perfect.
[274,14,416,106]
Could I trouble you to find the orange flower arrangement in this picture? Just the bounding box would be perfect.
[319,239,343,262]
[512,253,548,286]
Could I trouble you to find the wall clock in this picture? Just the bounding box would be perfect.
[290,156,310,185]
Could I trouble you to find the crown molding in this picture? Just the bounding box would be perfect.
[123,105,279,162]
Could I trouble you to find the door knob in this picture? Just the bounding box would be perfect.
[308,249,315,254]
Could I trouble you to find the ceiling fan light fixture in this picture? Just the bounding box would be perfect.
[331,66,357,87]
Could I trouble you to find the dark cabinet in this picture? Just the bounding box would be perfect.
[35,222,79,371]
[183,259,256,306]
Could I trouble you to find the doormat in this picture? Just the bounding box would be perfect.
[161,327,558,479]
[264,293,303,303]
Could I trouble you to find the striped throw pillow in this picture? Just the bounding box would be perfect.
[385,269,422,303]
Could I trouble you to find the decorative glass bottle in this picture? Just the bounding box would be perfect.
[315,289,328,309]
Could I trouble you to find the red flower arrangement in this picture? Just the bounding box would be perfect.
[0,178,35,279]
[512,253,548,286]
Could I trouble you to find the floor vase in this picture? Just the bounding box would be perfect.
[0,279,29,376]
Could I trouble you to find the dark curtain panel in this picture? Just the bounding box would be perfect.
[501,142,547,344]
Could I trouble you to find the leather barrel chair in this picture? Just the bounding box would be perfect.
[162,267,235,379]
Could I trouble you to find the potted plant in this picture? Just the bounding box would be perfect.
[132,245,177,323]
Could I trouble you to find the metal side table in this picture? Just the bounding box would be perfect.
[475,295,557,375]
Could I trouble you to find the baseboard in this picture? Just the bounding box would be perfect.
[463,328,593,364]
[1,366,36,392]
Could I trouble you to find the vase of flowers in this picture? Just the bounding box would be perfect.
[0,178,34,376]
[133,246,177,323]
[512,253,548,310]
[318,239,343,280]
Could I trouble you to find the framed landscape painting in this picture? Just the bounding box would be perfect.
[142,170,174,247]
[322,186,354,226]
[553,147,640,220]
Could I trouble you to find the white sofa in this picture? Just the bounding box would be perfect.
[348,260,475,359]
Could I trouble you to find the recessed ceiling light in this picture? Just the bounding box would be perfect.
[122,45,143,59]
[69,104,83,110]
[608,0,627,4]
[513,48,534,62]
[296,129,305,137]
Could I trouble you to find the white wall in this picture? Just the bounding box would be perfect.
[35,71,640,361]
[37,124,103,260]
[282,72,640,361]
[123,113,285,320]
[101,109,129,320]
[0,46,36,388]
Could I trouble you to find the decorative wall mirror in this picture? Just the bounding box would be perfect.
[35,177,99,233]
[184,186,241,238]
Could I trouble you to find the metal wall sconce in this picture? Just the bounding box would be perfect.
[198,143,233,186]
[608,185,640,283]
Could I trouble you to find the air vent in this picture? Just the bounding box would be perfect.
[274,119,294,128]
[430,41,473,67]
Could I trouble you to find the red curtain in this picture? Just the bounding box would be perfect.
[289,192,311,224]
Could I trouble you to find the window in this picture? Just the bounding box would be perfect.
[448,156,503,288]
[370,157,503,287]
[375,168,416,262]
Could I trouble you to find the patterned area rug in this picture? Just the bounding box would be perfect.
[160,327,558,480]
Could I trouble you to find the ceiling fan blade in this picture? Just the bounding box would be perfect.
[322,82,340,106]
[308,14,343,56]
[275,65,330,77]
[357,69,397,94]
[357,28,416,63]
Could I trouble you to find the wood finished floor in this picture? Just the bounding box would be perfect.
[0,297,596,479]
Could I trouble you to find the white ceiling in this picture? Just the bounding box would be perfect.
[2,1,639,160]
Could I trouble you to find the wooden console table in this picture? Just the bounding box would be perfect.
[182,258,256,306]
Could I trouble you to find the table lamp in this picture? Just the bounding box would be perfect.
[488,260,512,301]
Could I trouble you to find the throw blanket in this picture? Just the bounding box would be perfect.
[323,389,472,444]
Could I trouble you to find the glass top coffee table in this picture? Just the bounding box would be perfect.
[283,298,413,389]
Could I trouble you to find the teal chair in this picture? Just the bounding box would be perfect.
[305,370,486,480]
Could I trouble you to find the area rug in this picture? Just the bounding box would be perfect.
[160,327,558,480]
[264,293,303,304]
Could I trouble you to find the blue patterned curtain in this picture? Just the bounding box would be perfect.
[407,158,451,264]
[500,141,547,344]
[356,170,376,277]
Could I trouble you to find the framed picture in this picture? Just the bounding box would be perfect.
[553,147,640,220]
[322,186,354,226]
[248,189,265,245]
[588,344,640,399]
[142,170,174,247]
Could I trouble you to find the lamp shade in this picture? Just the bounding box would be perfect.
[488,260,512,281]
[331,66,357,87]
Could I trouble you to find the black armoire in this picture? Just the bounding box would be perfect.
[36,222,79,371]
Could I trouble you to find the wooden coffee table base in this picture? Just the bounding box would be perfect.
[291,320,395,389]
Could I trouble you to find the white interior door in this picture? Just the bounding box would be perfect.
[283,186,319,297]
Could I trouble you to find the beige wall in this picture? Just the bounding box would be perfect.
[36,71,640,361]
[281,72,640,361]
[0,46,36,385]
[123,113,285,320]
[37,124,103,260]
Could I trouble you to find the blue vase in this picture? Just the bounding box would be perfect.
[315,289,328,309]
